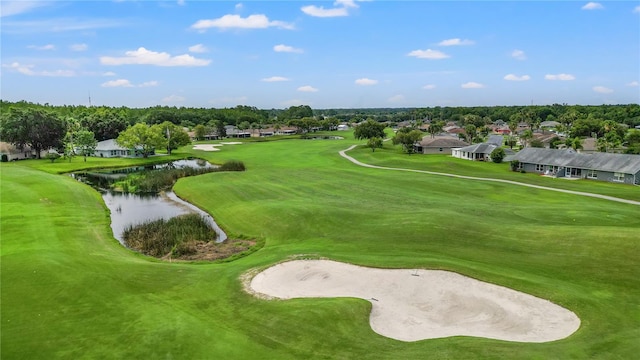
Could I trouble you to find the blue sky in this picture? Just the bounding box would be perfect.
[1,0,639,109]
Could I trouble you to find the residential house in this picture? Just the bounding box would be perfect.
[224,125,251,138]
[92,139,150,158]
[0,142,47,161]
[511,147,640,185]
[414,136,468,155]
[452,142,515,161]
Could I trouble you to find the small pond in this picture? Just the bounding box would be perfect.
[73,159,227,245]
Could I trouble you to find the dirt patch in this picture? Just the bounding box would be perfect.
[162,238,256,262]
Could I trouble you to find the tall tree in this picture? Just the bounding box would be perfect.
[427,121,444,138]
[392,128,422,154]
[0,107,65,159]
[116,123,164,158]
[74,130,98,162]
[152,121,191,155]
[354,120,386,140]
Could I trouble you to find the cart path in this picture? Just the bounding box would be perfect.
[339,145,640,206]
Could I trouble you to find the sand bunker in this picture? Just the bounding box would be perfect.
[249,260,580,342]
[220,142,243,145]
[192,144,222,151]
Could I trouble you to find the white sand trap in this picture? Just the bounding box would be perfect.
[192,144,222,151]
[249,260,580,343]
[220,142,243,145]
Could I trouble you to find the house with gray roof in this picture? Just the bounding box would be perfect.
[511,148,640,185]
[452,142,515,161]
[414,136,468,154]
[93,139,150,158]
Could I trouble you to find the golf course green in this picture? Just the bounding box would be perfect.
[1,135,639,359]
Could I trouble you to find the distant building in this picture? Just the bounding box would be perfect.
[414,136,468,155]
[93,139,150,158]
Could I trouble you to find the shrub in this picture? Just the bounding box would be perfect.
[490,147,505,163]
[510,160,520,171]
[1,154,8,162]
[219,160,245,172]
[46,153,61,163]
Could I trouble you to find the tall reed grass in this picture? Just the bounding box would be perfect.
[122,214,217,257]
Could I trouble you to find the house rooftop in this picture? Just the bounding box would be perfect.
[512,147,640,174]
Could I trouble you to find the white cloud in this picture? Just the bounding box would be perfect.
[2,62,74,77]
[190,14,294,31]
[582,2,604,10]
[461,82,485,89]
[545,73,575,81]
[273,44,303,53]
[301,5,349,17]
[2,18,125,34]
[301,0,364,17]
[177,0,186,6]
[298,85,318,92]
[28,44,55,51]
[0,1,50,17]
[387,94,405,103]
[162,94,186,103]
[139,81,159,87]
[235,3,243,11]
[437,38,474,46]
[511,49,526,60]
[422,84,436,90]
[102,71,116,76]
[69,43,88,51]
[504,74,531,81]
[101,79,134,88]
[188,44,208,53]
[100,47,210,66]
[407,49,450,60]
[262,76,290,82]
[592,86,613,93]
[627,81,639,86]
[355,78,378,86]
[634,5,640,13]
[335,0,359,8]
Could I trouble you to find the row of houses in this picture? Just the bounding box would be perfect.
[413,134,640,185]
[511,148,640,185]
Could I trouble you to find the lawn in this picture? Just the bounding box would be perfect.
[1,136,639,359]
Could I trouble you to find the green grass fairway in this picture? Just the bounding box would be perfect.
[2,137,639,359]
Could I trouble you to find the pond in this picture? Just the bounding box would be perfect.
[73,159,227,245]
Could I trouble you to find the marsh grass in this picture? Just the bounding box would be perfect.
[122,214,217,257]
[115,160,245,193]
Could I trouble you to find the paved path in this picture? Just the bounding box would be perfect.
[339,145,640,206]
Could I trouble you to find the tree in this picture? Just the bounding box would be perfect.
[194,124,206,140]
[367,137,383,152]
[519,129,533,148]
[427,121,444,138]
[392,128,422,154]
[0,107,65,159]
[354,120,386,140]
[74,130,98,162]
[463,124,478,144]
[565,137,583,151]
[215,120,226,138]
[152,121,191,155]
[624,129,640,154]
[117,123,164,158]
[490,147,505,163]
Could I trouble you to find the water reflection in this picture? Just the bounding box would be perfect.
[73,159,226,244]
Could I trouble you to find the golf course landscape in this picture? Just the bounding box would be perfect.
[2,133,639,359]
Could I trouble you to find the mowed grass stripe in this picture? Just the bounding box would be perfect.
[2,137,639,359]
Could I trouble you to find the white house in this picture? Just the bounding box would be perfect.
[0,142,47,161]
[337,124,349,131]
[92,139,148,158]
